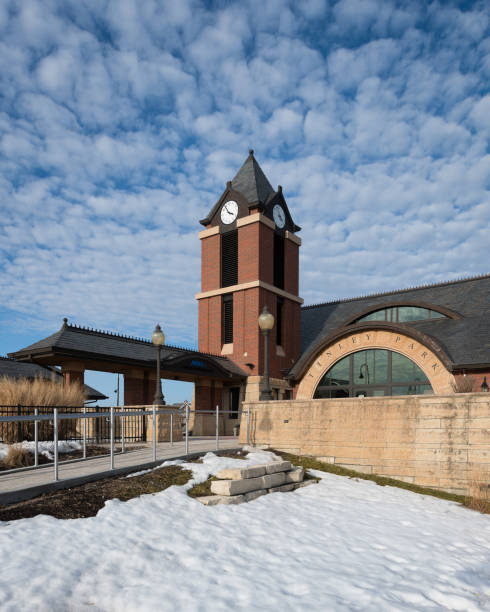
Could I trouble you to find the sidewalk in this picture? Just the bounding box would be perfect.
[0,437,241,505]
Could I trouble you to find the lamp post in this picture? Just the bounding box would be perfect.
[258,305,274,401]
[152,324,165,405]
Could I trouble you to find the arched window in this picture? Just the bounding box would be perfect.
[313,349,433,398]
[354,306,447,324]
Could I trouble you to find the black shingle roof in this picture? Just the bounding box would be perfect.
[230,150,275,205]
[291,274,490,378]
[0,356,107,400]
[9,323,246,380]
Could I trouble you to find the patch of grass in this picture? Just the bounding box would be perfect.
[187,476,219,498]
[273,450,466,505]
[0,465,193,521]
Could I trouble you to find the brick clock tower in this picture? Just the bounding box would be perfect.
[196,150,303,411]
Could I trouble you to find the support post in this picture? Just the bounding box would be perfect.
[53,408,59,482]
[110,406,114,470]
[246,407,250,446]
[121,405,125,454]
[170,412,173,447]
[152,404,157,462]
[215,404,219,451]
[185,402,189,455]
[34,408,39,467]
[83,405,87,459]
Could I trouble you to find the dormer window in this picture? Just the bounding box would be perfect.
[354,306,448,324]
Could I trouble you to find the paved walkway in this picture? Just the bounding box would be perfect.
[0,437,241,505]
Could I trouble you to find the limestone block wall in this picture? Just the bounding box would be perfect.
[239,393,490,495]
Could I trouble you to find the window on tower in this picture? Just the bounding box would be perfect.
[273,233,285,289]
[223,293,234,344]
[221,230,238,288]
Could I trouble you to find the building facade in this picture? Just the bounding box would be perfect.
[198,152,490,417]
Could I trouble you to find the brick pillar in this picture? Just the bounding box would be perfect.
[61,365,85,391]
[124,373,147,406]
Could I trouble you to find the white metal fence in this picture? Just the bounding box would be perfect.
[0,404,249,482]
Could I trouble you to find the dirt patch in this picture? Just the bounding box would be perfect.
[0,448,248,521]
[0,465,192,521]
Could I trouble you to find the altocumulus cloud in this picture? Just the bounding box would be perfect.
[0,0,489,346]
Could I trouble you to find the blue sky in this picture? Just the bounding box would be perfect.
[1,0,489,403]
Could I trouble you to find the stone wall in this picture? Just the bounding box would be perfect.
[239,393,490,495]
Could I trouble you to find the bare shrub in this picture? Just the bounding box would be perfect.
[451,376,475,393]
[465,464,490,514]
[2,446,34,469]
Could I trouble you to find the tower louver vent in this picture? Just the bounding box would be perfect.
[221,230,238,287]
[223,294,234,344]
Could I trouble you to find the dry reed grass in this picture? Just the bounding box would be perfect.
[1,446,33,469]
[465,464,490,514]
[0,377,85,443]
[451,375,475,393]
[0,376,85,406]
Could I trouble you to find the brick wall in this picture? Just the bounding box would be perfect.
[240,393,490,495]
[201,233,220,292]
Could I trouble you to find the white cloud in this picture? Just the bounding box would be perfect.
[0,0,488,350]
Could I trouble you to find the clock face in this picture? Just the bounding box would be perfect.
[220,200,239,224]
[273,204,286,228]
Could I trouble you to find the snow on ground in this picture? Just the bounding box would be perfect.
[0,441,82,462]
[1,450,490,611]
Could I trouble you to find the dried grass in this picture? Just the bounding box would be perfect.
[0,377,85,443]
[451,376,476,393]
[2,446,33,469]
[0,376,85,406]
[464,464,490,514]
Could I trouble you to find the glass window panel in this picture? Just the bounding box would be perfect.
[357,306,447,323]
[391,352,429,383]
[359,310,387,322]
[318,356,350,387]
[429,309,445,319]
[353,350,375,384]
[398,306,430,322]
[374,349,388,383]
[314,387,349,399]
[391,386,410,395]
[372,389,386,396]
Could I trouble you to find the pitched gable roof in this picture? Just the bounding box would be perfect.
[230,149,275,205]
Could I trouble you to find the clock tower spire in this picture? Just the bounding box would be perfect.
[197,151,302,401]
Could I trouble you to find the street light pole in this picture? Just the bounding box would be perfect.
[152,324,165,405]
[258,306,274,401]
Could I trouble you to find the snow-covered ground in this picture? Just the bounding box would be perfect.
[0,441,82,462]
[1,449,489,611]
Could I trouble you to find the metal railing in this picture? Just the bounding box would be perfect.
[0,404,249,482]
